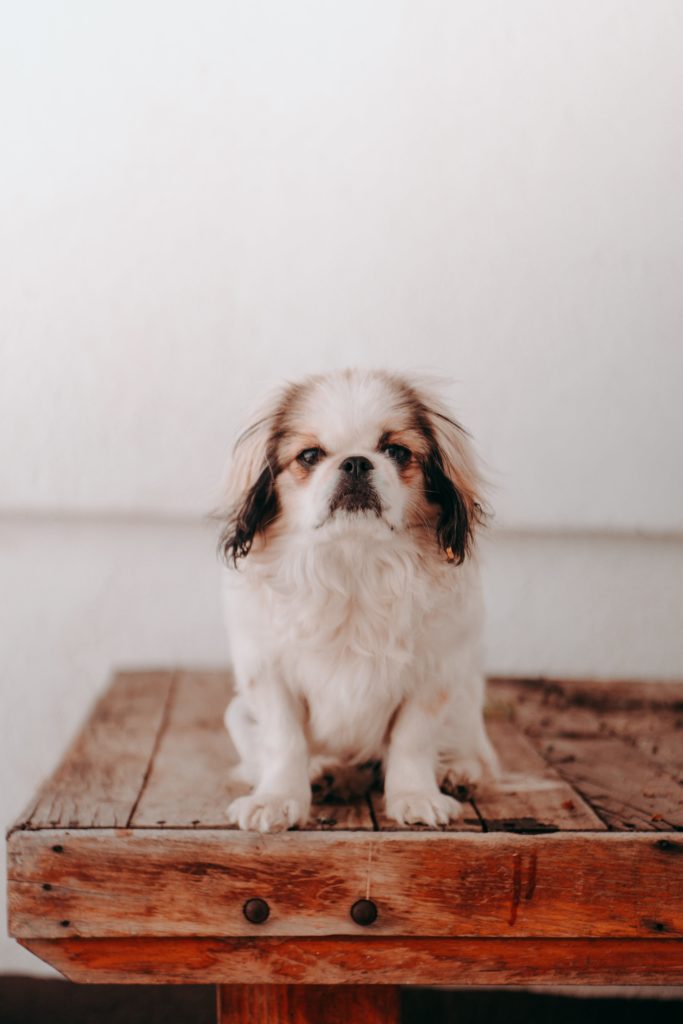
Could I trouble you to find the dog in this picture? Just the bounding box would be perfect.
[218,368,498,832]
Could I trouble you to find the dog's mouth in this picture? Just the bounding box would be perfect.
[328,481,383,518]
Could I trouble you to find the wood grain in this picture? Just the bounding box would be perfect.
[21,936,683,986]
[8,829,683,940]
[472,719,605,833]
[499,686,683,787]
[16,672,175,830]
[130,670,236,828]
[488,677,683,830]
[538,736,683,831]
[217,984,400,1023]
[489,677,683,711]
[627,715,683,781]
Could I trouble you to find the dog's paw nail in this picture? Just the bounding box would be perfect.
[226,794,310,833]
[385,791,462,828]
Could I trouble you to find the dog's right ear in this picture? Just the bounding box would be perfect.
[406,376,490,565]
[217,389,284,565]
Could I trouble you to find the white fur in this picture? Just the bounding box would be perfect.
[221,370,498,831]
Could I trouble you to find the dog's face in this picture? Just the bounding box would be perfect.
[275,373,436,536]
[219,369,485,565]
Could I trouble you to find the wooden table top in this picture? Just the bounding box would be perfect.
[7,670,683,986]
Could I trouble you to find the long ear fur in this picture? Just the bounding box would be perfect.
[410,379,489,564]
[217,387,284,564]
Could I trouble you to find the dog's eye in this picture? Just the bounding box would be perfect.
[383,444,411,465]
[296,447,325,467]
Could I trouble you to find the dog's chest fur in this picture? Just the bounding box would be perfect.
[237,533,458,762]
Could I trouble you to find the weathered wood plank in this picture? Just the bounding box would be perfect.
[627,715,683,781]
[16,672,175,830]
[473,719,606,832]
[538,736,683,831]
[487,678,683,827]
[500,690,683,786]
[489,677,683,712]
[8,830,683,940]
[131,669,374,830]
[217,984,400,1024]
[130,670,235,828]
[21,936,683,986]
[527,708,683,788]
[547,678,683,709]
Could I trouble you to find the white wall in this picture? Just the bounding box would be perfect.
[3,0,683,529]
[2,1,682,975]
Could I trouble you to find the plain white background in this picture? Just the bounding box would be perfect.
[2,1,682,974]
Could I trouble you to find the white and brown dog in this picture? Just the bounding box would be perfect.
[219,368,498,832]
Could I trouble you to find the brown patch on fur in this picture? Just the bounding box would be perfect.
[218,380,313,562]
[378,426,431,460]
[283,435,326,483]
[422,688,450,716]
[397,458,424,487]
[288,460,315,484]
[387,375,487,562]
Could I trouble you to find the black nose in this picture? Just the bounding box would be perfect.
[340,454,373,478]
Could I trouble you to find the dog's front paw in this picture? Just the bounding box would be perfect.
[226,792,310,833]
[385,790,462,828]
[439,748,500,796]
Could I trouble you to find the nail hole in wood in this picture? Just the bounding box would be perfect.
[656,839,682,854]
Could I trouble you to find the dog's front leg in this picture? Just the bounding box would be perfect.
[226,676,311,833]
[384,695,462,828]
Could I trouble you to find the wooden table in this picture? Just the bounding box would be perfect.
[7,671,683,1022]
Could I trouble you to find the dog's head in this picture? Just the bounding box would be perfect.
[218,369,487,565]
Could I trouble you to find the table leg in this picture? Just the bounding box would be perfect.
[216,984,400,1023]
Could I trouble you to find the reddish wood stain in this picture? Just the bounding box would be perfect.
[525,852,538,901]
[509,854,522,925]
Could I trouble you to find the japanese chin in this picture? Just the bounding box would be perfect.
[219,368,498,832]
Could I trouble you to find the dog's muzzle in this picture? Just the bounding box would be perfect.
[329,454,383,516]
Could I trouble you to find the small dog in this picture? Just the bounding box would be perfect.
[219,368,498,832]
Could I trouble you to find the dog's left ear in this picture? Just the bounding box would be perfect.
[414,384,488,564]
[216,387,285,564]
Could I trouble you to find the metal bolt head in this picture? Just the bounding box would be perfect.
[243,897,270,924]
[350,898,378,926]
